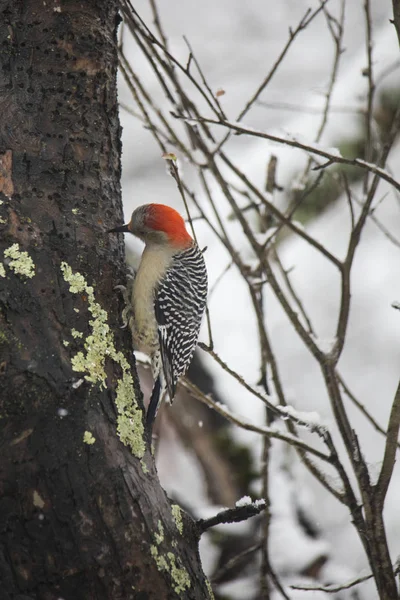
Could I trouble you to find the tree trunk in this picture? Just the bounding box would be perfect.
[0,1,210,598]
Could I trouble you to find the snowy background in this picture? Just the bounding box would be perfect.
[118,1,400,598]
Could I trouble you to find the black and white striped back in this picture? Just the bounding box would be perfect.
[154,243,208,401]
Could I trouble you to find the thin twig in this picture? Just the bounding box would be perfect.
[351,189,400,249]
[208,260,234,299]
[256,99,365,115]
[300,0,345,190]
[375,379,400,506]
[178,116,400,194]
[237,1,330,122]
[180,377,333,464]
[292,561,400,593]
[148,0,169,51]
[335,104,400,361]
[183,36,226,120]
[291,571,373,593]
[219,152,342,268]
[272,249,315,335]
[198,343,327,437]
[338,372,400,449]
[363,0,376,193]
[211,543,261,584]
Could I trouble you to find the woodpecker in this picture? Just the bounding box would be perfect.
[109,203,208,429]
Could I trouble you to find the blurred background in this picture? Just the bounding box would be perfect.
[117,1,400,598]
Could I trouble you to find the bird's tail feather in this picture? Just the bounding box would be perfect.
[146,375,167,431]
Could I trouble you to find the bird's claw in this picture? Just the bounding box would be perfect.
[126,266,136,280]
[121,304,134,329]
[114,282,134,329]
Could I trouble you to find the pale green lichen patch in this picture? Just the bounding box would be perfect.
[0,263,5,278]
[61,263,112,386]
[61,265,87,294]
[205,578,215,599]
[4,243,35,278]
[0,217,6,224]
[171,504,183,535]
[141,459,149,474]
[150,546,191,595]
[83,431,96,445]
[114,367,145,459]
[60,262,145,459]
[71,328,83,339]
[167,552,191,594]
[33,490,45,509]
[154,521,164,545]
[150,545,169,571]
[150,517,190,595]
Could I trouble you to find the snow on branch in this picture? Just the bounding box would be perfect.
[196,498,266,534]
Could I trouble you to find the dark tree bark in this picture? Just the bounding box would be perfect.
[0,1,210,598]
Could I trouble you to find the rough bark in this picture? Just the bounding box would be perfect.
[0,1,210,598]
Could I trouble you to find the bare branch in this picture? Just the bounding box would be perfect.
[237,1,330,122]
[148,0,169,52]
[183,36,227,120]
[272,249,315,335]
[392,0,400,46]
[291,571,373,594]
[363,0,376,193]
[298,0,345,188]
[338,372,400,449]
[198,343,325,434]
[212,543,261,584]
[260,421,272,600]
[179,116,400,194]
[291,561,400,594]
[196,501,266,534]
[376,379,400,506]
[334,105,400,361]
[219,152,342,268]
[256,99,365,116]
[180,377,333,464]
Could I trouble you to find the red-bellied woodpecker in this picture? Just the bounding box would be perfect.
[109,203,208,429]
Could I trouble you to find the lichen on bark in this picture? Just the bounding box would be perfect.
[61,261,146,459]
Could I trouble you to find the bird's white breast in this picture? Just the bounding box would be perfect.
[131,244,175,354]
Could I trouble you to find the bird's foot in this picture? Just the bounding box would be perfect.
[114,279,134,329]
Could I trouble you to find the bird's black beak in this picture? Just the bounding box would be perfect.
[108,223,130,234]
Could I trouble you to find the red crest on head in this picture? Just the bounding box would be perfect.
[145,204,193,247]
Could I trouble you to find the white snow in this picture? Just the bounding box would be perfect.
[277,405,326,430]
[235,495,252,507]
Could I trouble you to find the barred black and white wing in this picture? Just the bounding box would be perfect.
[154,244,208,402]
